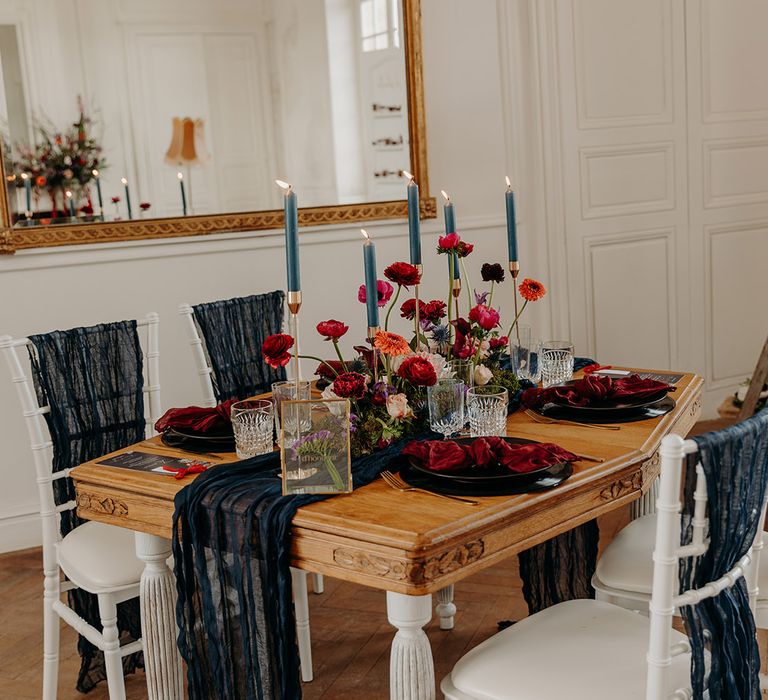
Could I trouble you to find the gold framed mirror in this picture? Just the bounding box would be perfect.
[0,0,434,254]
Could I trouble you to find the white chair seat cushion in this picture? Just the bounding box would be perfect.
[442,600,692,700]
[57,521,144,592]
[594,514,657,595]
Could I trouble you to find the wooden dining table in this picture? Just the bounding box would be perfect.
[71,367,702,700]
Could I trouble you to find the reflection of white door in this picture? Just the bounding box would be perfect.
[542,0,768,414]
[127,28,275,217]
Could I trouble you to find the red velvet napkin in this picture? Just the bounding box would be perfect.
[401,437,577,474]
[154,399,237,434]
[521,373,674,410]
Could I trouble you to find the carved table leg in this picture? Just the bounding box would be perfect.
[135,533,183,700]
[435,585,456,630]
[386,592,435,700]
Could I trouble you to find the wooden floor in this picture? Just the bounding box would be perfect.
[3,418,767,699]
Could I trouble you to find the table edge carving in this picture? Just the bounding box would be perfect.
[76,492,129,516]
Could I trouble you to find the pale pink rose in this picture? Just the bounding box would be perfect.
[386,393,413,420]
[474,364,493,386]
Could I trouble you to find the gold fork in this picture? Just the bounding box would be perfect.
[524,409,621,431]
[380,470,479,505]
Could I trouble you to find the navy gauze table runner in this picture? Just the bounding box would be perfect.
[173,358,599,699]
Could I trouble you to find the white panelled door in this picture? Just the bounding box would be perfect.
[543,0,768,414]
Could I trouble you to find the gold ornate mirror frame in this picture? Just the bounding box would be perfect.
[0,0,434,254]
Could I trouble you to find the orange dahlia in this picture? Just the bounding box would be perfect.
[519,278,547,302]
[373,331,411,357]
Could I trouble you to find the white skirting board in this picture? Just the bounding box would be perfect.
[0,506,42,553]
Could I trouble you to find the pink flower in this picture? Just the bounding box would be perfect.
[438,233,461,250]
[386,393,413,420]
[468,304,501,331]
[358,280,394,307]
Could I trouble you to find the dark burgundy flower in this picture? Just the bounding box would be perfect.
[469,304,501,331]
[315,360,344,379]
[384,262,421,288]
[262,333,294,369]
[423,300,447,323]
[358,280,394,307]
[400,298,426,321]
[456,241,474,258]
[451,318,473,359]
[370,381,394,406]
[316,319,349,341]
[481,263,505,283]
[397,356,438,387]
[332,372,367,399]
[139,201,151,211]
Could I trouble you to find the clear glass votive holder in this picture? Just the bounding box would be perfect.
[231,399,275,459]
[467,385,509,437]
[272,379,312,438]
[427,379,465,439]
[449,358,475,388]
[540,341,575,388]
[509,324,542,383]
[280,398,352,495]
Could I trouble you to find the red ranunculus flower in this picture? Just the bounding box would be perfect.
[358,280,394,307]
[456,241,474,258]
[384,262,421,288]
[332,372,367,399]
[400,298,426,320]
[468,304,501,331]
[139,201,151,211]
[438,232,461,250]
[316,319,349,341]
[262,333,294,368]
[481,263,505,283]
[489,336,509,350]
[110,196,121,204]
[397,355,438,387]
[315,360,344,379]
[423,300,447,323]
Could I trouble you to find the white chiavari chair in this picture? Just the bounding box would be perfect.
[441,433,764,699]
[0,313,160,700]
[179,301,320,682]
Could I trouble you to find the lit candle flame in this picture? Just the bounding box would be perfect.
[177,171,183,181]
[360,228,371,241]
[275,179,292,193]
[92,169,99,178]
[65,190,72,199]
[505,175,512,190]
[121,177,128,185]
[402,170,414,181]
[21,172,28,181]
[441,190,450,203]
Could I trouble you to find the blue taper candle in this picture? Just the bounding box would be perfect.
[361,229,379,330]
[92,170,103,215]
[505,176,518,263]
[442,190,460,279]
[277,180,300,292]
[404,171,421,265]
[66,191,75,217]
[178,172,188,216]
[121,177,133,219]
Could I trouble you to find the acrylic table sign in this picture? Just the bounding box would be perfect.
[280,398,352,495]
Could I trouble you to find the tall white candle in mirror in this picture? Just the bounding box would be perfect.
[20,172,31,216]
[92,169,103,216]
[178,172,188,216]
[121,177,133,219]
[65,190,75,217]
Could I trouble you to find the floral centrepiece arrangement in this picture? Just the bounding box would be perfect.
[263,228,549,457]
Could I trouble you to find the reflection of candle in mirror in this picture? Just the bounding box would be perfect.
[361,228,379,331]
[92,169,103,215]
[21,172,31,215]
[505,175,518,264]
[441,190,460,280]
[177,172,187,216]
[276,180,300,292]
[121,177,133,219]
[402,170,421,266]
[65,190,75,217]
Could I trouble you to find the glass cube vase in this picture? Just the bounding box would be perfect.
[280,398,353,495]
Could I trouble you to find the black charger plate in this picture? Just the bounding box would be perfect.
[161,425,236,452]
[540,396,676,424]
[547,380,670,414]
[394,436,573,496]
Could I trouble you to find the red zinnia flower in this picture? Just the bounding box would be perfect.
[262,333,294,369]
[332,372,368,399]
[468,304,501,331]
[384,262,421,288]
[519,278,547,302]
[358,280,394,307]
[316,319,349,341]
[438,232,461,250]
[397,356,438,387]
[423,300,447,323]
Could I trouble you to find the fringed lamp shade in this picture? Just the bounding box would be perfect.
[164,117,211,166]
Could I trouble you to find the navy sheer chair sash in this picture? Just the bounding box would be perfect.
[192,291,287,402]
[28,321,146,692]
